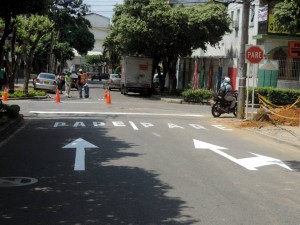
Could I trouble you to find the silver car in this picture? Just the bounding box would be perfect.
[103,74,121,90]
[33,73,57,92]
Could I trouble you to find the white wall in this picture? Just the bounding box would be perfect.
[66,13,110,72]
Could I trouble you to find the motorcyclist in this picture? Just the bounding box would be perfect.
[220,77,236,112]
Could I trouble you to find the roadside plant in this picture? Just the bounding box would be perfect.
[182,89,213,103]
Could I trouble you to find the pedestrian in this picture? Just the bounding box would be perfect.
[77,69,89,98]
[65,71,72,97]
[56,73,63,94]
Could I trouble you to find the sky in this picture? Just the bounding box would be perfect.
[83,0,124,19]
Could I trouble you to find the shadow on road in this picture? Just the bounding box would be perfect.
[0,118,199,225]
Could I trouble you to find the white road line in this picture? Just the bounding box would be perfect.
[129,121,139,130]
[212,124,232,131]
[152,132,162,137]
[29,111,204,117]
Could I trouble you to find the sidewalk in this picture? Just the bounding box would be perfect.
[158,95,300,148]
[245,125,300,148]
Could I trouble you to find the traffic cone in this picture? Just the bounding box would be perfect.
[2,87,8,102]
[106,90,111,104]
[55,88,61,103]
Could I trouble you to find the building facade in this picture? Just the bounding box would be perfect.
[176,0,300,91]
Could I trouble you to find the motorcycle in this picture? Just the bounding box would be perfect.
[211,91,238,117]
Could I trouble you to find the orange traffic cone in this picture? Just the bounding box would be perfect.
[2,87,8,102]
[55,88,61,103]
[106,90,111,104]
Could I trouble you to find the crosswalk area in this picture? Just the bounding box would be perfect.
[52,120,232,131]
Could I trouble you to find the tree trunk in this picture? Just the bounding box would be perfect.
[22,63,30,93]
[6,28,19,93]
[0,16,12,67]
[166,56,178,93]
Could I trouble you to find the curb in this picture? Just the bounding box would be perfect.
[2,96,49,101]
[244,125,300,148]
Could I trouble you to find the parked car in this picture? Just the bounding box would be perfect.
[70,73,78,89]
[33,72,57,92]
[100,73,110,81]
[103,74,121,90]
[91,73,100,81]
[92,73,110,81]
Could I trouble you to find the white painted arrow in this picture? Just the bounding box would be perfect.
[193,139,292,171]
[63,138,98,171]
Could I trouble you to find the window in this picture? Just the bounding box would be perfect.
[292,58,300,79]
[273,49,286,78]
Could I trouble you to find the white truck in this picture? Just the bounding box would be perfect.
[121,56,153,95]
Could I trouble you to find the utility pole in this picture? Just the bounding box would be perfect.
[237,0,250,119]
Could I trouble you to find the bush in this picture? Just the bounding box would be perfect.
[6,105,20,117]
[0,90,47,98]
[182,89,213,103]
[248,87,300,106]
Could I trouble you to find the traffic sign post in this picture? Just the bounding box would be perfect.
[245,45,264,64]
[244,45,264,120]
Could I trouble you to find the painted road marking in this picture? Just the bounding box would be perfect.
[0,177,38,187]
[212,124,233,131]
[63,138,98,171]
[193,139,292,171]
[53,121,212,131]
[129,121,139,130]
[30,111,204,117]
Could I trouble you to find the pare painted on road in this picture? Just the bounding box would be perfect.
[53,121,209,130]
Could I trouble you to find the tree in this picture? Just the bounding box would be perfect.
[2,20,22,93]
[0,0,53,66]
[53,42,75,73]
[106,0,231,92]
[50,0,95,56]
[272,0,300,34]
[15,15,54,93]
[84,54,109,73]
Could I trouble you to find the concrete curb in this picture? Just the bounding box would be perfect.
[245,127,300,148]
[3,96,49,101]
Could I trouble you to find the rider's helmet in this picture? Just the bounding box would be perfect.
[224,77,231,83]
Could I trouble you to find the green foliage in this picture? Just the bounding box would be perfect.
[85,55,108,66]
[70,26,95,55]
[0,90,47,98]
[106,0,231,91]
[182,89,213,103]
[5,105,20,117]
[0,103,20,120]
[0,0,52,17]
[53,42,75,62]
[51,0,94,56]
[248,87,300,105]
[273,0,300,34]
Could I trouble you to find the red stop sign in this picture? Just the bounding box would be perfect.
[246,45,264,64]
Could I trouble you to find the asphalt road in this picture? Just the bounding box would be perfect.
[0,81,300,225]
